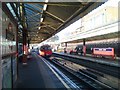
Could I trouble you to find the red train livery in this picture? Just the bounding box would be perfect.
[39,44,52,57]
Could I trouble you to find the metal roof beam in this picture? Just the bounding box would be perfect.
[25,9,40,21]
[45,11,64,23]
[17,2,85,7]
[9,3,23,25]
[2,2,17,25]
[31,4,65,23]
[25,5,64,24]
[40,22,56,30]
[47,25,56,30]
[55,2,106,35]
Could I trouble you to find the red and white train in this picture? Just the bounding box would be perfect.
[39,44,52,57]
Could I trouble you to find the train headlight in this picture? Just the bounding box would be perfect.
[39,51,45,56]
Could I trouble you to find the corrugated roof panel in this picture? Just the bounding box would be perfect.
[25,3,44,32]
[23,0,45,2]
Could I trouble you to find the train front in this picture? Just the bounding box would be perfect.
[39,45,52,57]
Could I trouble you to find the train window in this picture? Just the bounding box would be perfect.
[47,46,52,50]
[40,45,52,51]
[40,47,44,50]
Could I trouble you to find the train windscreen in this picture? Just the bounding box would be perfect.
[40,45,52,51]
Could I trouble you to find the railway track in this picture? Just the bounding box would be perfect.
[52,56,119,89]
[52,53,120,79]
[42,56,115,90]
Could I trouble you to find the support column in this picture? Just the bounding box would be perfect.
[28,39,30,48]
[64,42,67,53]
[0,3,2,90]
[22,28,27,65]
[83,39,86,56]
[65,42,67,47]
[28,39,30,54]
[16,24,19,79]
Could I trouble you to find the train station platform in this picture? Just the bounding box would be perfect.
[15,53,66,89]
[53,52,120,67]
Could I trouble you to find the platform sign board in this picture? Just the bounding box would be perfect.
[2,58,12,88]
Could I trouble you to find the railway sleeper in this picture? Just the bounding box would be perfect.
[79,69,98,79]
[51,59,114,90]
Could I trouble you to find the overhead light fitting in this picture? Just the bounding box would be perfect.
[38,27,41,30]
[40,18,43,22]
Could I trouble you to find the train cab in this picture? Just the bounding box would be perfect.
[39,44,52,57]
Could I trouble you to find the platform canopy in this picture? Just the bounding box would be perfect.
[2,0,107,44]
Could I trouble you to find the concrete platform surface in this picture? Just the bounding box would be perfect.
[15,53,66,89]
